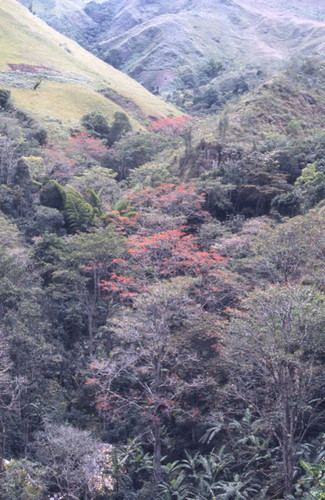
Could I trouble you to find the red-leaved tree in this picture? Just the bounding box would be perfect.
[148,116,193,136]
[42,133,108,182]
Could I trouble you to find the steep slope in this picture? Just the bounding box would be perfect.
[19,0,325,99]
[0,0,178,135]
[200,57,325,147]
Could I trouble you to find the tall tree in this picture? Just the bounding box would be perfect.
[226,285,325,496]
[90,279,216,484]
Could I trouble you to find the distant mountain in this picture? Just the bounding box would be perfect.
[19,0,325,106]
[0,0,178,137]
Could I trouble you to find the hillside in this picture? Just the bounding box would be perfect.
[0,0,178,135]
[19,0,325,106]
[195,57,325,147]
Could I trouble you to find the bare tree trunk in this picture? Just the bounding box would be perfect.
[281,365,295,497]
[0,418,5,471]
[153,415,162,484]
[153,350,163,484]
[88,309,94,358]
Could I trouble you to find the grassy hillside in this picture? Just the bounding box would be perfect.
[19,0,325,104]
[0,0,178,135]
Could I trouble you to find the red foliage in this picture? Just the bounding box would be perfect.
[126,229,224,278]
[66,132,108,161]
[99,228,225,304]
[127,183,208,222]
[102,184,225,304]
[106,211,141,236]
[42,133,108,181]
[41,142,76,182]
[148,115,193,136]
[101,273,147,301]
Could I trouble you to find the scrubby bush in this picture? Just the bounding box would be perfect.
[81,111,132,146]
[81,111,110,140]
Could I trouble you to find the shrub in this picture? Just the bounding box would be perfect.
[81,111,110,140]
[39,180,66,211]
[271,190,302,217]
[27,206,65,236]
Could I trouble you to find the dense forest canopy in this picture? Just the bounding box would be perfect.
[0,0,325,499]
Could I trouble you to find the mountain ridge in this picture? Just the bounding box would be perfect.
[19,0,325,100]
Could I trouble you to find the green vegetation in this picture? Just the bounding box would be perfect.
[81,110,132,146]
[1,2,325,499]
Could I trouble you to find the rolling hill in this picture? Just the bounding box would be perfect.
[0,0,178,136]
[18,0,325,100]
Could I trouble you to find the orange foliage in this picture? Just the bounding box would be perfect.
[148,115,193,135]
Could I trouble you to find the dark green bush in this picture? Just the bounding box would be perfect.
[81,111,110,140]
[271,190,302,217]
[40,180,66,211]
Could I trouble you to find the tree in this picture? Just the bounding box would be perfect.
[127,182,208,226]
[148,116,192,136]
[0,242,58,459]
[40,227,125,356]
[90,279,213,484]
[126,229,224,279]
[34,423,113,499]
[81,111,132,147]
[248,216,310,285]
[0,329,26,469]
[226,285,325,496]
[66,132,108,165]
[103,131,178,180]
[65,228,125,355]
[41,133,109,181]
[81,111,111,141]
[108,111,132,146]
[295,163,325,211]
[204,59,224,79]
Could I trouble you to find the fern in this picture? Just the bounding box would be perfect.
[64,189,94,233]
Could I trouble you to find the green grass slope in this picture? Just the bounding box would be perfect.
[0,0,178,134]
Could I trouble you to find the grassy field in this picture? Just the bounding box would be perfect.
[0,0,178,135]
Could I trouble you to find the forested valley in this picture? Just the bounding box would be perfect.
[1,1,325,499]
